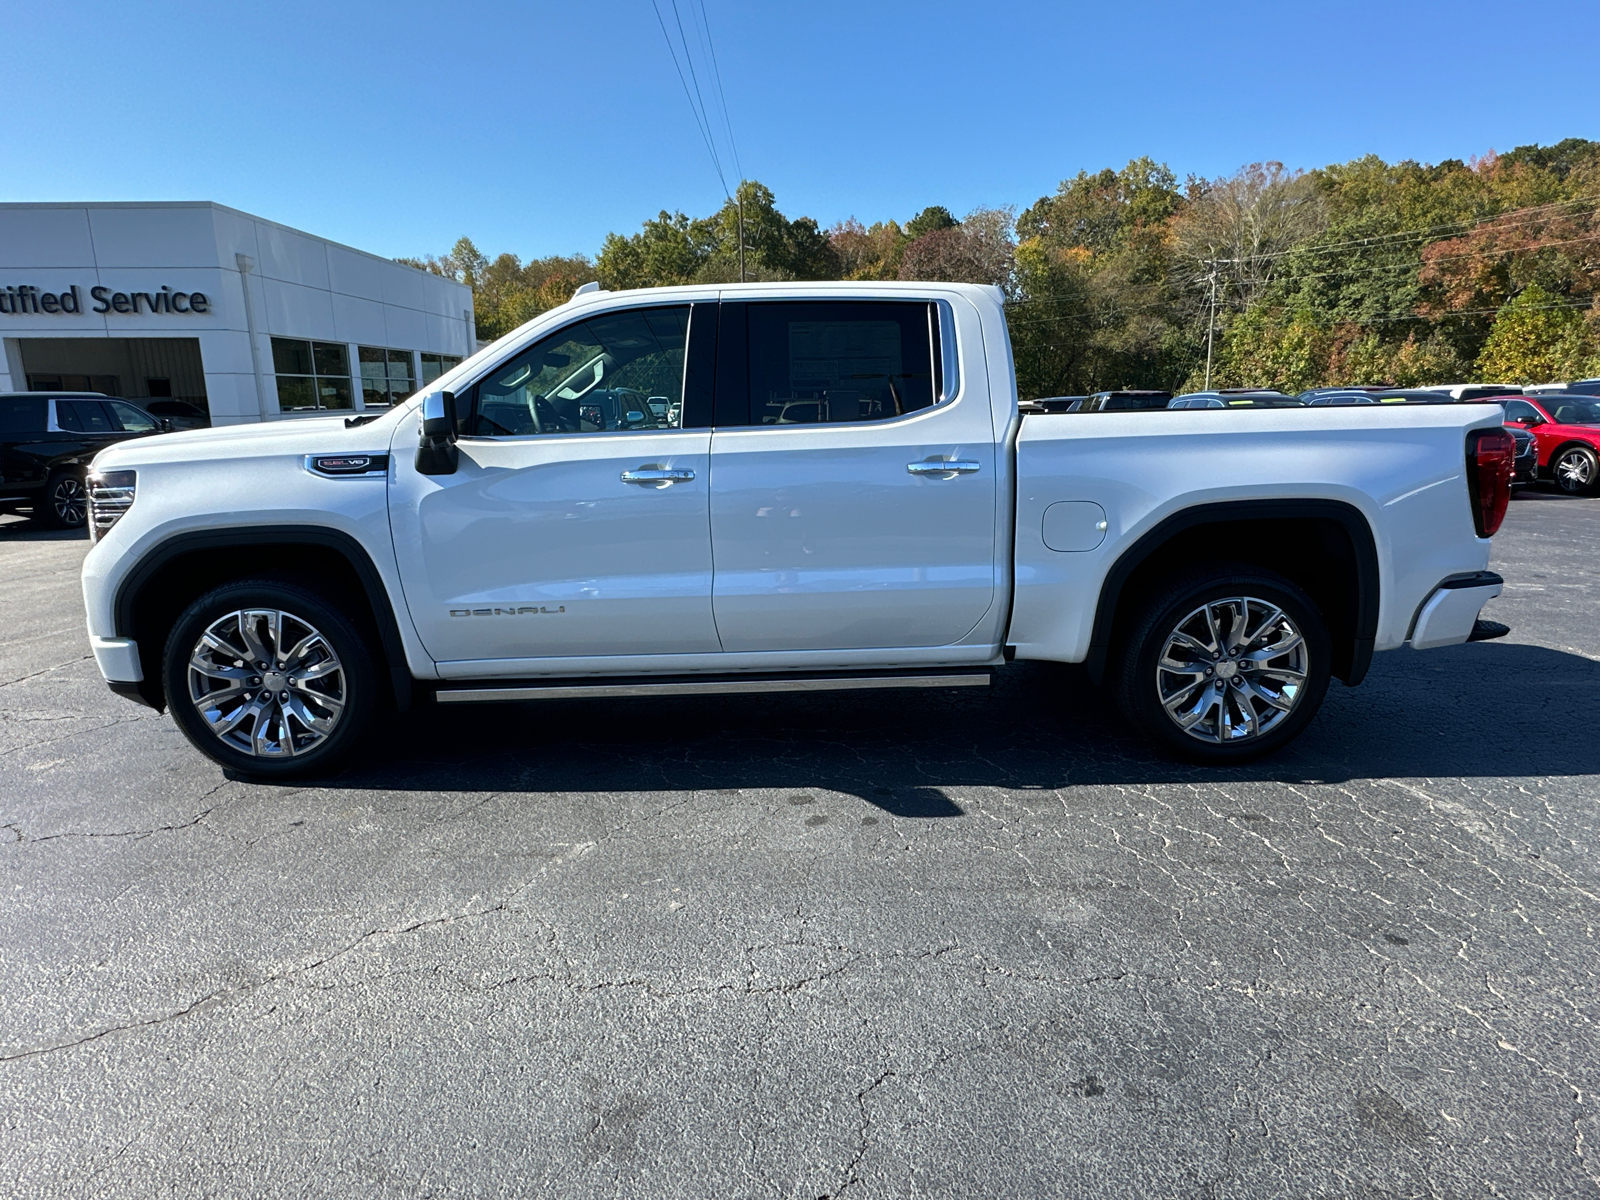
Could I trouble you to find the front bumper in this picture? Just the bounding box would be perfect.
[91,636,142,682]
[1409,571,1504,650]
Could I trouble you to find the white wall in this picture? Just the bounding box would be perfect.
[0,203,474,423]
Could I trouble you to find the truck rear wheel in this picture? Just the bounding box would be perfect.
[163,577,377,778]
[1115,566,1331,763]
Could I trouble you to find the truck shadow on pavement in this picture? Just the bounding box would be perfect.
[307,640,1600,813]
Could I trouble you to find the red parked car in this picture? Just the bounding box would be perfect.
[1501,394,1600,495]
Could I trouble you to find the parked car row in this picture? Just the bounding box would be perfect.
[1022,380,1600,496]
[0,392,206,528]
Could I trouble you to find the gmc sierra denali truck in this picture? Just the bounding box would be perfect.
[79,282,1513,777]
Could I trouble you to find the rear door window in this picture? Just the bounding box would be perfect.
[57,400,117,433]
[740,301,939,426]
[0,397,46,435]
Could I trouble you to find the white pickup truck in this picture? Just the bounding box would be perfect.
[80,282,1514,777]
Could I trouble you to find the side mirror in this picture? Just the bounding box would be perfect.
[157,417,173,432]
[416,390,460,476]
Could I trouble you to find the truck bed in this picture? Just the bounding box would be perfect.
[1009,404,1504,665]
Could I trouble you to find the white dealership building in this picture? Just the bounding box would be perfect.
[0,202,475,425]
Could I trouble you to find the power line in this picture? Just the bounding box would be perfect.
[692,0,742,184]
[650,0,729,198]
[1006,225,1600,317]
[669,0,727,193]
[1193,193,1600,266]
[647,0,747,280]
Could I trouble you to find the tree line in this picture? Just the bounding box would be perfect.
[400,138,1600,397]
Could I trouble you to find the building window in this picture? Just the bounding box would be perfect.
[29,373,121,395]
[420,352,463,386]
[359,347,416,408]
[272,338,352,411]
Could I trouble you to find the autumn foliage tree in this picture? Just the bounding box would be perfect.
[404,139,1600,392]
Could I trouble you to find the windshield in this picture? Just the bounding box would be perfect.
[1549,399,1600,425]
[1370,390,1454,404]
[1100,393,1173,411]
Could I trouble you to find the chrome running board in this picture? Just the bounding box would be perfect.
[435,671,991,704]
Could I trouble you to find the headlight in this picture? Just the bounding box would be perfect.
[87,469,136,543]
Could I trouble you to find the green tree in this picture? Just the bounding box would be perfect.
[1008,157,1194,396]
[1204,305,1327,393]
[399,238,598,340]
[829,218,909,280]
[905,206,959,239]
[1476,284,1600,382]
[596,210,707,289]
[596,181,839,289]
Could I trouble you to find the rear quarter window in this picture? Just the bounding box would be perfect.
[0,397,47,435]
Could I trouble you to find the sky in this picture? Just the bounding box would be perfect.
[5,0,1598,264]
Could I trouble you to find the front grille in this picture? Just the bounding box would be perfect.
[87,470,136,543]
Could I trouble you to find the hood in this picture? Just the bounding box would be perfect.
[91,406,411,470]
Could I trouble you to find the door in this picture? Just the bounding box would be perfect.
[1503,399,1549,466]
[708,299,998,652]
[390,303,722,665]
[0,396,51,498]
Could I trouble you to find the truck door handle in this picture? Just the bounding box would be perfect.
[907,459,981,476]
[620,467,696,485]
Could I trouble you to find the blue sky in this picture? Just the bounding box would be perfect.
[5,1,1597,263]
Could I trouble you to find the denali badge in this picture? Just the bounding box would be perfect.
[450,606,566,617]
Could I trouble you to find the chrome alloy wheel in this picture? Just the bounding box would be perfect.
[186,609,346,758]
[1156,596,1309,744]
[51,475,87,526]
[1555,448,1595,492]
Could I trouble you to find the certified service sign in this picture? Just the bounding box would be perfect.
[0,284,211,316]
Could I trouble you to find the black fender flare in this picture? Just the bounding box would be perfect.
[1083,499,1381,686]
[113,525,414,712]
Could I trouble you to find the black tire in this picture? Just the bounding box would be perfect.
[1552,444,1599,496]
[163,577,378,778]
[36,469,87,529]
[1114,565,1331,764]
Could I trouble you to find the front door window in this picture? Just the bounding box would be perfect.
[464,306,689,437]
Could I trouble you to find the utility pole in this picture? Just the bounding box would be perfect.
[1203,264,1220,391]
[737,183,746,283]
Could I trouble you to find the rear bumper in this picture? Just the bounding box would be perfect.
[1409,571,1504,650]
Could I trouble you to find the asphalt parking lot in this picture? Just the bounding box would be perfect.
[1,492,1597,1199]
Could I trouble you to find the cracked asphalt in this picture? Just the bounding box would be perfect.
[0,490,1597,1199]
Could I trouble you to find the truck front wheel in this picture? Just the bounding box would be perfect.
[1115,567,1331,763]
[163,578,378,778]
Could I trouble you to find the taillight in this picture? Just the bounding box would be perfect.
[1465,427,1513,537]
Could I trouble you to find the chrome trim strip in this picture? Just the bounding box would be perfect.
[436,673,992,704]
[936,299,960,403]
